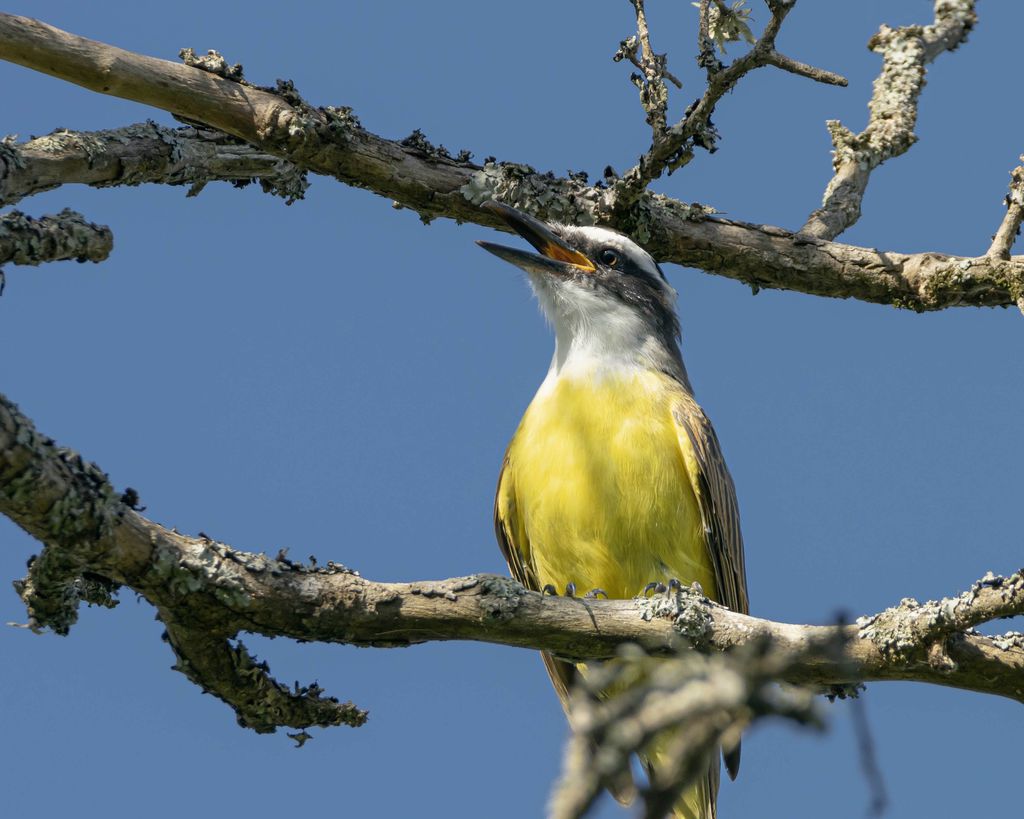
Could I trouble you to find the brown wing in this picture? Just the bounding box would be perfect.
[493,451,637,805]
[673,392,749,781]
[672,394,749,617]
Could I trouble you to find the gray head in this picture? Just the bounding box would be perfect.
[477,201,685,378]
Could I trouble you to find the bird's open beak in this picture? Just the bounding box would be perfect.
[476,200,596,276]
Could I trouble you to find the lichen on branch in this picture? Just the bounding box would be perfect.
[0,208,112,269]
[2,389,1024,740]
[801,0,978,240]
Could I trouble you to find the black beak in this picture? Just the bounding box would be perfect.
[476,200,595,276]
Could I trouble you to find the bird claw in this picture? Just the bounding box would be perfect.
[541,583,581,597]
[584,588,608,600]
[643,579,687,598]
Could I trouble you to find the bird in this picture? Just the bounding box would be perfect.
[477,200,749,819]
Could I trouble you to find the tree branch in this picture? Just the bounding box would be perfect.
[550,640,824,819]
[2,389,1023,736]
[801,0,977,240]
[611,0,847,204]
[0,208,112,268]
[3,13,1022,313]
[613,0,682,137]
[0,123,307,207]
[988,157,1024,264]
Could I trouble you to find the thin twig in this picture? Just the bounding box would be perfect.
[614,0,682,137]
[850,694,889,817]
[765,50,848,85]
[611,0,846,207]
[987,158,1024,261]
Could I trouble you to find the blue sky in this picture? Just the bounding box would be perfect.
[2,2,1021,817]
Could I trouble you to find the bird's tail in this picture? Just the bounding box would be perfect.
[644,741,720,819]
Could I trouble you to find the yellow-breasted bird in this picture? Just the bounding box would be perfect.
[478,201,749,819]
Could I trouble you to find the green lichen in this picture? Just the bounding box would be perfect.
[179,48,244,82]
[478,575,527,620]
[0,133,24,175]
[153,539,252,608]
[635,581,714,648]
[398,128,472,163]
[461,161,601,226]
[323,105,362,133]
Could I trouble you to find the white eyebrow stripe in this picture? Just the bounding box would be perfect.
[571,226,666,282]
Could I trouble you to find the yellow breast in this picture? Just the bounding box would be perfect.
[498,370,717,600]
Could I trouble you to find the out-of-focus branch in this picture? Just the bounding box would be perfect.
[2,389,1024,736]
[801,0,977,240]
[550,641,823,819]
[610,0,847,206]
[0,124,307,207]
[0,208,112,268]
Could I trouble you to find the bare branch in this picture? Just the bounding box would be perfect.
[646,208,1024,312]
[3,13,1021,313]
[611,0,847,204]
[764,50,848,86]
[2,390,1023,736]
[0,15,285,146]
[988,158,1024,261]
[0,208,112,268]
[801,0,978,240]
[0,14,486,224]
[614,1,682,137]
[0,124,307,207]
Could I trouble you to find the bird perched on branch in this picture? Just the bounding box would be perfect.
[478,201,749,819]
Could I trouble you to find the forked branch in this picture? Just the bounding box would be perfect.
[802,1,978,240]
[2,390,1023,736]
[2,13,1020,313]
[611,0,847,205]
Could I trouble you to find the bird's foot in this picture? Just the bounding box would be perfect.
[541,582,584,597]
[584,588,608,600]
[643,578,692,597]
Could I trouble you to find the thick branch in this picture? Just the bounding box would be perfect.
[802,0,977,240]
[0,208,112,267]
[2,390,1023,737]
[0,16,287,146]
[0,124,307,207]
[2,13,1021,312]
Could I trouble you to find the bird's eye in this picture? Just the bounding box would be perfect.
[599,249,619,267]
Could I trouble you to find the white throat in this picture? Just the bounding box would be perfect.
[529,273,667,390]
